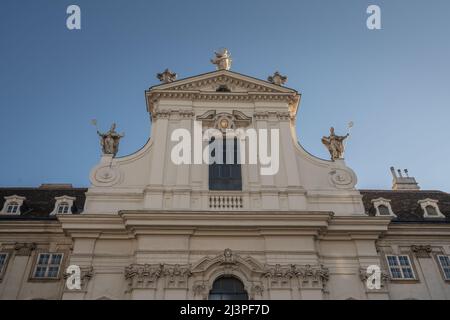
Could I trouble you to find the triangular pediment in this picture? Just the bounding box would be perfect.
[148,69,298,94]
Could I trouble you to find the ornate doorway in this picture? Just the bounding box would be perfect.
[208,276,249,300]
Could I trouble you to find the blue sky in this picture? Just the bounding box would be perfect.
[0,0,449,191]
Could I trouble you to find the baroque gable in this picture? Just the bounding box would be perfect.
[145,70,301,117]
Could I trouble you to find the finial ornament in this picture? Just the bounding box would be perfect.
[157,68,177,83]
[94,122,125,157]
[211,48,232,70]
[321,127,349,161]
[267,71,287,85]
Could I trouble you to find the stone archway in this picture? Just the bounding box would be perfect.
[190,249,266,300]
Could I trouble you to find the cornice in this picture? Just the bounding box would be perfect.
[0,220,63,234]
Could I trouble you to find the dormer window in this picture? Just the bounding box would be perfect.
[57,202,70,214]
[425,205,437,216]
[1,195,26,215]
[6,202,19,214]
[50,196,76,215]
[377,205,390,216]
[371,198,396,217]
[418,199,444,218]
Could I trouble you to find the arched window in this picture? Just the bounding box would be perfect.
[208,276,248,300]
[6,202,19,214]
[377,205,390,216]
[57,202,70,214]
[425,205,438,216]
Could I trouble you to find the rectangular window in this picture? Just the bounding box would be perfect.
[0,253,8,278]
[33,253,63,279]
[437,255,450,280]
[386,255,415,280]
[209,136,242,191]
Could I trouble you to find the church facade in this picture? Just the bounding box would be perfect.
[1,52,449,300]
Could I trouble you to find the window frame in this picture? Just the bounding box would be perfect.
[208,135,242,191]
[57,202,70,214]
[0,252,10,281]
[31,252,64,280]
[377,204,391,216]
[418,198,445,218]
[425,205,438,216]
[1,195,26,215]
[436,254,450,282]
[6,202,19,214]
[386,254,416,280]
[371,198,396,217]
[50,195,76,215]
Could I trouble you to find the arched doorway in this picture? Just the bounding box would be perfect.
[208,276,249,300]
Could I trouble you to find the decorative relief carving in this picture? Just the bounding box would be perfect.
[264,264,330,289]
[125,263,191,290]
[90,163,122,187]
[264,264,295,288]
[411,245,432,258]
[251,284,264,297]
[125,264,163,290]
[328,168,355,189]
[196,110,252,129]
[125,250,329,296]
[297,264,330,289]
[223,248,235,264]
[192,282,208,298]
[162,263,192,289]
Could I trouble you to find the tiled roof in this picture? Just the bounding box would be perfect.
[0,186,449,223]
[0,187,87,219]
[360,189,450,222]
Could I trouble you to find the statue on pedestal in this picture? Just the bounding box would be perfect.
[96,123,124,157]
[321,127,349,161]
[211,48,232,70]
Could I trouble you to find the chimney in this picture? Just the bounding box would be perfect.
[390,167,420,190]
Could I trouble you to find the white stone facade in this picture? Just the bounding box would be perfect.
[1,68,449,300]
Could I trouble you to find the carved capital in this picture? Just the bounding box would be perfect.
[411,245,432,258]
[162,263,192,289]
[14,242,36,256]
[296,265,330,289]
[125,263,163,290]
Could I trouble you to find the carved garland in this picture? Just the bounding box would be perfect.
[124,249,330,298]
